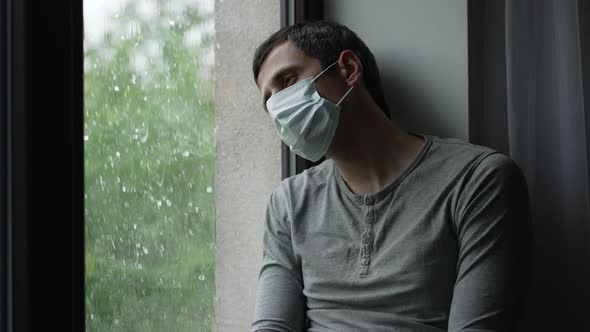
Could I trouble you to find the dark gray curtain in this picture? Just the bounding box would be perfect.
[479,0,590,330]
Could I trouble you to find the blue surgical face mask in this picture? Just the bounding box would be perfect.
[266,61,354,162]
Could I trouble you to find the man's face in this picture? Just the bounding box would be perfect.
[256,41,345,112]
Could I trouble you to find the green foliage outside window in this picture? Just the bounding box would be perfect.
[84,1,215,331]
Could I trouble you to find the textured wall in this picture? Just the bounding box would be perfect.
[325,0,468,140]
[214,0,281,331]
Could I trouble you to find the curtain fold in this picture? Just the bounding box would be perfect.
[480,0,590,329]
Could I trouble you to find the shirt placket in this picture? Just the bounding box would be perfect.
[359,195,376,278]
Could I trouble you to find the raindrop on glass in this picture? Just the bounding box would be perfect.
[139,127,149,143]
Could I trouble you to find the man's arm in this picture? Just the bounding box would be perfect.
[448,153,532,332]
[251,191,306,332]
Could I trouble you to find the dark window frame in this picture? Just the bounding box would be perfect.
[1,0,85,331]
[467,0,485,145]
[279,0,324,179]
[1,0,8,328]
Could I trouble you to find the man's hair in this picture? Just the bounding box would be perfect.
[252,21,391,119]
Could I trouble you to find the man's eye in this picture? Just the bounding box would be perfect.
[284,75,297,87]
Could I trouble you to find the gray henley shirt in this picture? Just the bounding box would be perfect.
[252,134,531,332]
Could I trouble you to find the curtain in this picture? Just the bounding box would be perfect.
[479,0,590,330]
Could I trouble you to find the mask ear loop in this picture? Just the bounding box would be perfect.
[311,61,339,83]
[311,60,355,106]
[336,85,354,106]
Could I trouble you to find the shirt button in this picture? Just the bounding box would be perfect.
[364,196,375,206]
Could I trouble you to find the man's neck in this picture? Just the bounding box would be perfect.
[327,103,425,196]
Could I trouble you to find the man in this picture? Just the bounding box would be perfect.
[251,21,531,332]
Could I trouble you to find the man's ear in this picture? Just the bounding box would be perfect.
[338,50,363,88]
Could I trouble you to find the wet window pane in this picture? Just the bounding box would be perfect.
[83,0,215,331]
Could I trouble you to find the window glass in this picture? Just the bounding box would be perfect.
[84,0,215,330]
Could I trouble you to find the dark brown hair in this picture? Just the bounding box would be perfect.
[252,21,391,119]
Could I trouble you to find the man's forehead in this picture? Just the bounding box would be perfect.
[257,41,312,88]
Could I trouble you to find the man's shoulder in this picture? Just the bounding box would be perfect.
[426,135,524,192]
[411,135,524,191]
[429,135,496,156]
[425,135,504,169]
[271,158,335,201]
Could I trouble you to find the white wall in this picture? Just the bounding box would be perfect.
[214,0,282,331]
[325,0,469,140]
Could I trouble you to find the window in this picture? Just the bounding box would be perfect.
[83,0,215,330]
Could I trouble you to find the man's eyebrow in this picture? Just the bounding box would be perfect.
[269,64,298,83]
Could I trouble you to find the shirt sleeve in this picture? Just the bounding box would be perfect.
[448,153,532,332]
[251,190,307,332]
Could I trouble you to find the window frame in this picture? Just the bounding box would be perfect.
[1,0,9,328]
[467,0,485,145]
[280,0,324,179]
[1,0,85,331]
